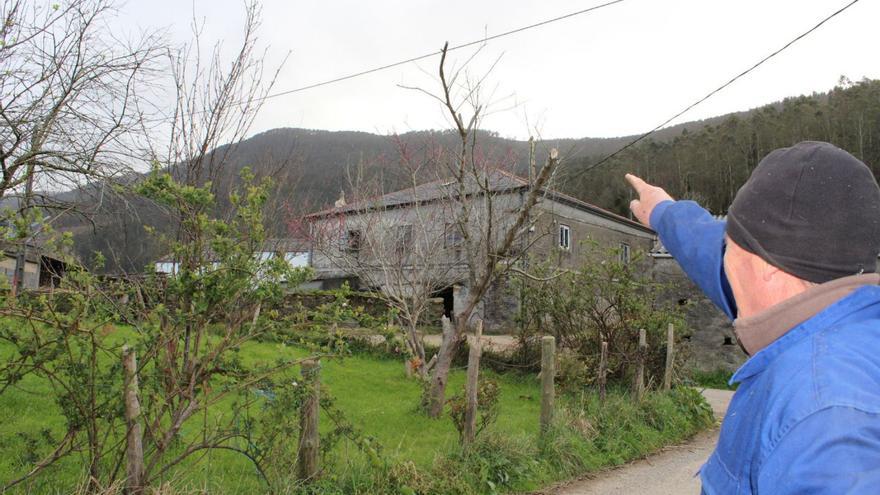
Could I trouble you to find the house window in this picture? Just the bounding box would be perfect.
[444,223,463,259]
[558,224,571,251]
[344,230,362,253]
[619,242,631,264]
[444,223,463,248]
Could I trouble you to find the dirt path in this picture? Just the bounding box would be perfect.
[421,333,518,352]
[542,388,733,495]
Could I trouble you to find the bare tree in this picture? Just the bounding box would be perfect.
[311,43,561,416]
[0,0,163,292]
[308,138,461,377]
[139,0,288,377]
[156,2,285,188]
[0,0,164,195]
[419,44,560,417]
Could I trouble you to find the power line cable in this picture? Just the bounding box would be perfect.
[573,0,862,178]
[238,0,625,105]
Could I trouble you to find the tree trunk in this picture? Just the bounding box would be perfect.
[426,316,459,417]
[404,321,427,377]
[251,301,262,326]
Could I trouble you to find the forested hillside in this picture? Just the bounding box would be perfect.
[62,77,880,272]
[561,77,880,216]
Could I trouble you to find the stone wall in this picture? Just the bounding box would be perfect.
[651,256,747,373]
[480,277,520,334]
[277,291,446,327]
[530,199,656,271]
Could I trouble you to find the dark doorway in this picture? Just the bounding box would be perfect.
[434,287,454,319]
[39,256,67,288]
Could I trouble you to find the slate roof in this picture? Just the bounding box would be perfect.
[261,237,311,254]
[306,169,529,218]
[306,169,653,234]
[0,239,72,264]
[155,238,310,263]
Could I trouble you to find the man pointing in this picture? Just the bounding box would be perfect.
[626,141,880,494]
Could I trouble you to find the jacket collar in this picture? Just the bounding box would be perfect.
[731,280,880,385]
[733,274,880,356]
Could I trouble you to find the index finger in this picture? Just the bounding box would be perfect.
[625,173,648,193]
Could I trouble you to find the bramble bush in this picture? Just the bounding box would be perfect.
[514,243,689,392]
[447,378,501,443]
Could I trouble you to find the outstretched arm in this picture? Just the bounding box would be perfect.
[625,174,736,319]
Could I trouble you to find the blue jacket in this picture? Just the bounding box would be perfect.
[652,200,880,494]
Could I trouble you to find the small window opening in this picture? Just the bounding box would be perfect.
[344,230,362,252]
[619,242,631,264]
[558,224,571,251]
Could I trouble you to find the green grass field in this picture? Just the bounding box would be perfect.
[0,330,713,494]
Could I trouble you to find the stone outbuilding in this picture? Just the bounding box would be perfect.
[650,225,747,373]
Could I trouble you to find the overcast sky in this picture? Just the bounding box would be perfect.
[116,0,880,141]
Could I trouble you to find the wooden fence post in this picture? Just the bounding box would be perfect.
[635,329,647,400]
[297,359,320,482]
[664,323,675,390]
[540,335,556,435]
[122,346,144,495]
[598,341,608,403]
[463,320,483,445]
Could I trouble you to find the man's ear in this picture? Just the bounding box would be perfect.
[761,259,782,283]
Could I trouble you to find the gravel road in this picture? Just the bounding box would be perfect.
[421,333,517,352]
[542,388,734,495]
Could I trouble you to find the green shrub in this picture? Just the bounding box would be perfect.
[428,434,535,494]
[514,244,690,391]
[447,379,501,442]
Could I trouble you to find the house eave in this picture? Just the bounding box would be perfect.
[537,189,655,235]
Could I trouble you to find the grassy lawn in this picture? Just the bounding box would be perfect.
[688,368,738,390]
[0,330,713,494]
[238,340,542,467]
[0,334,540,492]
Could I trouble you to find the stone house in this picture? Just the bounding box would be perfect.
[0,241,72,290]
[305,170,656,332]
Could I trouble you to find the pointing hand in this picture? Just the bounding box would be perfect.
[625,174,673,229]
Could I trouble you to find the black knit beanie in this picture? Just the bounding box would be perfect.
[726,141,880,284]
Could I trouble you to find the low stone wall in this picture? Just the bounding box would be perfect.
[480,278,521,334]
[277,291,446,327]
[651,257,747,373]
